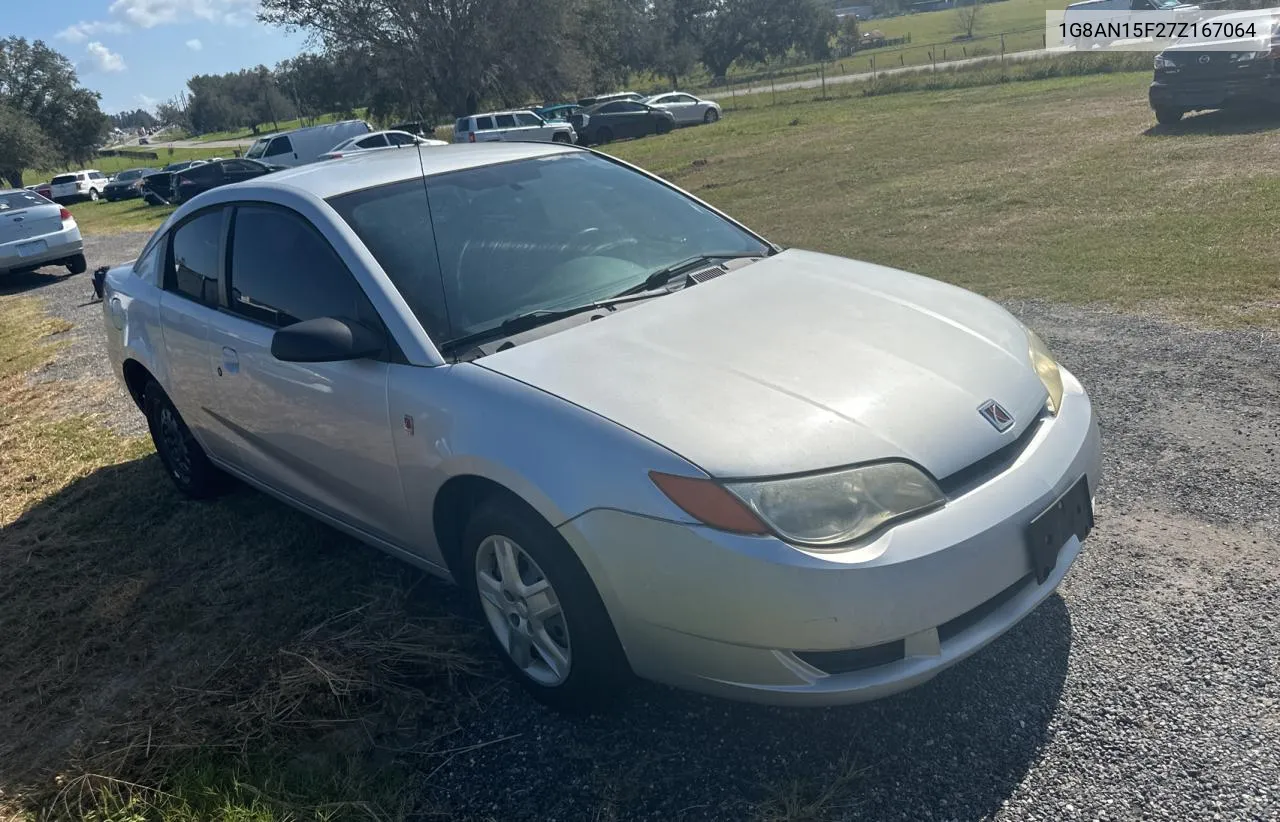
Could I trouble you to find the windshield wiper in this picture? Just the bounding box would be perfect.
[613,250,771,298]
[440,291,670,354]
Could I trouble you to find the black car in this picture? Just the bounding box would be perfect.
[577,101,676,145]
[170,159,278,204]
[1149,27,1280,125]
[103,167,158,202]
[142,160,206,205]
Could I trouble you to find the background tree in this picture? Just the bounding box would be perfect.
[0,37,108,178]
[955,0,984,38]
[835,14,861,57]
[0,103,49,187]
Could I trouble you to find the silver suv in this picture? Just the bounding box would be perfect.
[452,110,575,144]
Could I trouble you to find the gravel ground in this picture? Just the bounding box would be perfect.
[8,230,152,436]
[8,236,1279,819]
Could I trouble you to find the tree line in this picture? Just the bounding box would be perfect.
[168,0,845,135]
[0,37,109,188]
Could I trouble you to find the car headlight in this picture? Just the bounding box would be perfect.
[650,462,945,547]
[1026,328,1064,415]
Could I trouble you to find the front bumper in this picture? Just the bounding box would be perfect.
[0,224,84,273]
[1149,75,1280,111]
[558,367,1101,706]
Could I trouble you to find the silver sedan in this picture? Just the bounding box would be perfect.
[0,189,86,276]
[100,144,1099,710]
[644,92,722,125]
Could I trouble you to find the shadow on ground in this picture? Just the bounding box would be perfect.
[0,452,1071,821]
[0,267,79,297]
[1143,107,1280,138]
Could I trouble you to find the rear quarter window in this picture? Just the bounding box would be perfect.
[475,117,495,130]
[455,118,472,132]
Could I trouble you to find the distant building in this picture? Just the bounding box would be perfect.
[834,4,874,18]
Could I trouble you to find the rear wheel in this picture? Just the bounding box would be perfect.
[143,381,229,499]
[552,132,571,144]
[66,254,87,275]
[1154,106,1184,126]
[87,188,99,201]
[461,495,630,711]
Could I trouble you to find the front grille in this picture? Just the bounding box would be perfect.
[937,418,1042,498]
[794,575,1035,676]
[937,574,1032,643]
[795,639,905,675]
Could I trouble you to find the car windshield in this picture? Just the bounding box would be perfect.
[115,169,144,181]
[51,175,76,184]
[245,140,268,159]
[0,191,46,210]
[330,152,769,344]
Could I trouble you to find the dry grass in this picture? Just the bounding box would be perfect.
[755,753,869,822]
[0,293,490,821]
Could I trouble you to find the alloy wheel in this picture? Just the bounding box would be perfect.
[475,534,572,686]
[158,406,192,484]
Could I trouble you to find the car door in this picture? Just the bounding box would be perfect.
[155,207,239,461]
[202,203,412,544]
[613,102,651,137]
[668,94,702,124]
[472,116,500,143]
[263,135,297,165]
[492,113,518,141]
[513,112,548,140]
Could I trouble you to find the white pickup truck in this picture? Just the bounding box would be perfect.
[452,110,576,144]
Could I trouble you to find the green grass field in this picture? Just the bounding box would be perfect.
[678,0,1063,94]
[609,72,1280,327]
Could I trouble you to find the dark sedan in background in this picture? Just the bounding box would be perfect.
[142,159,277,206]
[169,158,279,204]
[103,167,158,202]
[577,100,676,145]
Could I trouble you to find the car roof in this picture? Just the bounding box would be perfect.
[260,141,578,200]
[468,110,535,118]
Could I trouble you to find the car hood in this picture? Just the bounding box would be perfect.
[477,249,1049,480]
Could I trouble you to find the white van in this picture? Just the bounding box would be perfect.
[244,120,372,168]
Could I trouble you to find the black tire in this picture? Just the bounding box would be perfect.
[655,119,673,135]
[66,253,87,275]
[1154,106,1184,126]
[143,380,229,499]
[595,126,614,145]
[552,132,571,144]
[87,188,99,202]
[461,495,631,712]
[704,108,720,124]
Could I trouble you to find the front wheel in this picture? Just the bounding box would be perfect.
[704,108,720,124]
[1154,106,1184,125]
[594,127,613,145]
[144,381,230,499]
[462,496,630,711]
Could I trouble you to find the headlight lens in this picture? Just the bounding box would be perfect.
[724,462,944,547]
[1026,328,1064,415]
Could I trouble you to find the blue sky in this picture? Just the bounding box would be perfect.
[7,0,310,114]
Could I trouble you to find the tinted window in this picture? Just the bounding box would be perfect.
[674,94,698,103]
[222,159,258,173]
[356,134,389,149]
[599,102,626,113]
[167,210,223,306]
[329,180,448,340]
[475,117,494,130]
[387,132,417,145]
[495,114,517,128]
[228,206,375,328]
[515,113,541,126]
[51,175,76,184]
[455,118,471,132]
[0,191,46,210]
[182,164,219,184]
[420,153,766,340]
[265,136,293,157]
[115,169,143,181]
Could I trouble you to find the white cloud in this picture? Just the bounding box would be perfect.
[86,42,127,73]
[108,0,258,29]
[185,38,203,51]
[56,20,128,43]
[137,94,160,109]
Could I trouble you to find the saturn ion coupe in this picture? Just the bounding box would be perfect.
[100,143,1100,710]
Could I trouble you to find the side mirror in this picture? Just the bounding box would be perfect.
[271,316,385,363]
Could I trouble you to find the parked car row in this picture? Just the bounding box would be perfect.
[459,90,723,148]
